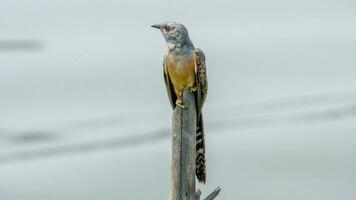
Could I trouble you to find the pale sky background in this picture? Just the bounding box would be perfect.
[0,0,355,199]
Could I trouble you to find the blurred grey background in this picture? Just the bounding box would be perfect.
[0,0,356,199]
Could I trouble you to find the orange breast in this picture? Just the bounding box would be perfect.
[166,54,196,96]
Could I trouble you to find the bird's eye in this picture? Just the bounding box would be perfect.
[163,25,172,31]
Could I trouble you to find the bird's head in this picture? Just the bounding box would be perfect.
[151,22,193,47]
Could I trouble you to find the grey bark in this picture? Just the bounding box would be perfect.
[169,88,221,200]
[170,88,197,200]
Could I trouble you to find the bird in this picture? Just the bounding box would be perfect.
[151,22,208,183]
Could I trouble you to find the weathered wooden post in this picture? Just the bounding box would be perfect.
[170,88,221,200]
[170,88,196,200]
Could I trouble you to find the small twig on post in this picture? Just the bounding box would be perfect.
[203,186,221,200]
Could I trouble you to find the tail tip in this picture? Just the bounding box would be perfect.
[196,167,206,183]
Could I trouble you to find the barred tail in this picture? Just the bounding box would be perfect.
[196,114,206,183]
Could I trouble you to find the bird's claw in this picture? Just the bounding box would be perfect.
[176,102,185,109]
[176,98,185,109]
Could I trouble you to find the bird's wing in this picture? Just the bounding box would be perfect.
[194,48,208,116]
[163,56,177,109]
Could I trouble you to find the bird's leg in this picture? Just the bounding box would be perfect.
[175,91,185,109]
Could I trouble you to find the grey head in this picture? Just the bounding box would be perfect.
[151,22,194,53]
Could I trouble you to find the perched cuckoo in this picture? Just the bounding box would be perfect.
[152,22,208,183]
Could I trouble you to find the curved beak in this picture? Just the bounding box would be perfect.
[151,24,161,29]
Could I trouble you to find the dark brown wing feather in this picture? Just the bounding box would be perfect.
[194,48,208,183]
[163,56,177,109]
[194,48,208,116]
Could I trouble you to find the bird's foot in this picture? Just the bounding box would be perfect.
[176,103,185,109]
[190,86,197,92]
[176,99,185,109]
